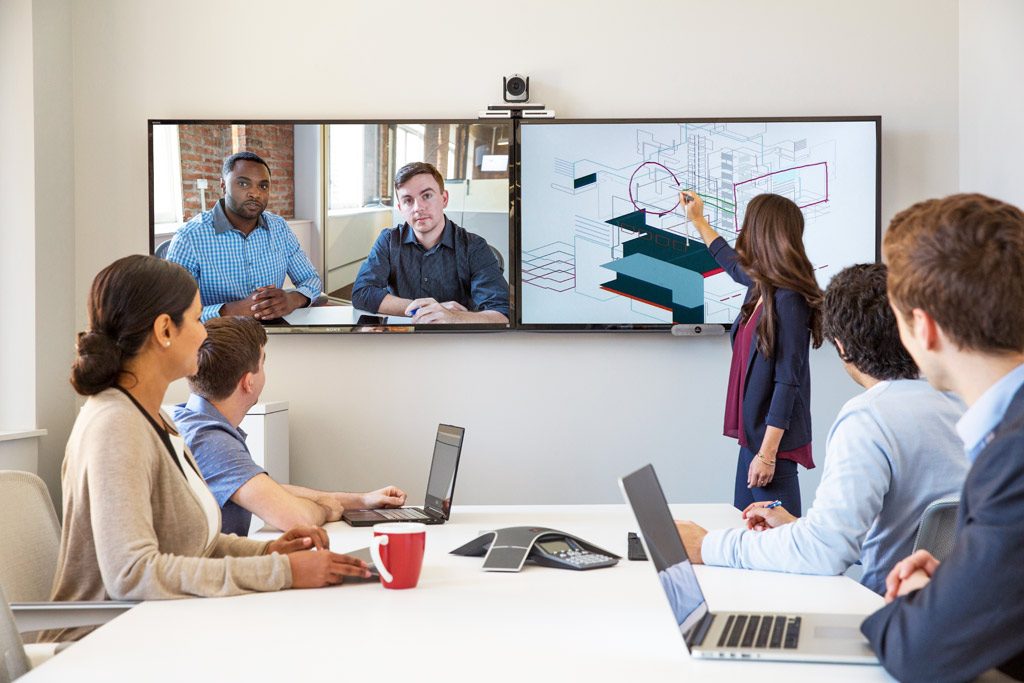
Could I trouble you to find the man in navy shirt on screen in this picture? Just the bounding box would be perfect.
[172,316,406,536]
[351,161,510,324]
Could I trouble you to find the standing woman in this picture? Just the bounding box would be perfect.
[681,192,823,514]
[44,255,368,642]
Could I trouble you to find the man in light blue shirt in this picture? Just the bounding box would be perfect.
[675,264,968,594]
[167,151,322,322]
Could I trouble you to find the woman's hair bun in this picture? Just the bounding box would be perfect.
[70,330,124,395]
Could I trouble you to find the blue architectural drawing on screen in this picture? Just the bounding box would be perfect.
[518,121,878,325]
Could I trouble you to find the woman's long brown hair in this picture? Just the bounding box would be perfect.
[735,194,824,358]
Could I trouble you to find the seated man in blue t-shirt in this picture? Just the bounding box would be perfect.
[172,317,406,536]
[350,161,510,324]
[674,264,968,595]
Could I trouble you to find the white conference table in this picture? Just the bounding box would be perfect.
[283,304,413,326]
[24,505,894,682]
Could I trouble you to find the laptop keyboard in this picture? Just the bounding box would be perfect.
[716,614,801,650]
[376,508,430,521]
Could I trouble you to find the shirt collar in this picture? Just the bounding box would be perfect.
[212,198,268,234]
[183,393,247,440]
[402,216,453,251]
[955,362,1024,461]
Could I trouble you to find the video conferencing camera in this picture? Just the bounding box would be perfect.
[503,74,530,103]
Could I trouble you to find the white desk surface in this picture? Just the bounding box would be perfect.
[284,304,412,326]
[24,504,893,682]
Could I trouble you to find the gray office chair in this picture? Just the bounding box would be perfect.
[154,239,172,259]
[912,496,960,562]
[0,471,59,605]
[0,471,134,663]
[488,244,504,272]
[0,586,31,683]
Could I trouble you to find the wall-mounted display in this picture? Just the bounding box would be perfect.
[148,116,879,333]
[517,118,880,330]
[149,120,513,332]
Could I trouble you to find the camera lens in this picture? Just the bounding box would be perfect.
[506,77,526,96]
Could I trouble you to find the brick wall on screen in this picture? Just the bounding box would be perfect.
[178,124,295,220]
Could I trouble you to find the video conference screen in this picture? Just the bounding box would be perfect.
[517,118,880,329]
[149,117,880,333]
[149,120,513,331]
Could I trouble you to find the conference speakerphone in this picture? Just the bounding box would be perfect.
[451,526,619,572]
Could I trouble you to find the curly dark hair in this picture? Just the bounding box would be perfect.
[822,263,918,381]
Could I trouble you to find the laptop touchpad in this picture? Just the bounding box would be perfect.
[815,626,862,640]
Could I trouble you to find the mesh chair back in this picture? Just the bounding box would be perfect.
[0,472,60,602]
[154,239,172,259]
[487,244,505,273]
[912,496,960,562]
[0,585,31,683]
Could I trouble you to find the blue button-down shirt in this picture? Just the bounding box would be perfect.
[171,394,265,536]
[350,218,509,317]
[956,362,1024,462]
[166,200,323,322]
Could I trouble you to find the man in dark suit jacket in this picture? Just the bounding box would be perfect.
[860,193,1024,682]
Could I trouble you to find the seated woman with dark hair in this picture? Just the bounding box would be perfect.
[43,254,369,642]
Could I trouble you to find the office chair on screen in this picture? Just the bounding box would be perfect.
[154,239,172,259]
[488,244,505,273]
[0,586,31,683]
[912,496,960,562]
[0,471,136,668]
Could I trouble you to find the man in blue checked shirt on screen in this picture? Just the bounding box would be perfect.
[167,151,322,322]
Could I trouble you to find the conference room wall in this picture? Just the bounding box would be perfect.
[67,0,958,504]
[959,0,1024,209]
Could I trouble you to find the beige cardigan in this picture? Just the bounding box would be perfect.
[44,388,291,641]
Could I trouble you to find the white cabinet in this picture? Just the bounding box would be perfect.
[239,401,290,484]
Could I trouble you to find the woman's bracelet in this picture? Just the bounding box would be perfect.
[755,452,777,466]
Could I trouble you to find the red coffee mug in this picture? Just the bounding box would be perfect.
[369,523,426,589]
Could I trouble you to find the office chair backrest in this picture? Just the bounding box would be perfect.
[487,244,505,273]
[0,472,60,603]
[0,585,31,683]
[154,239,172,259]
[912,496,960,562]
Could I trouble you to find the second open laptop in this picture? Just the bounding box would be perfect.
[343,424,465,527]
[619,464,878,665]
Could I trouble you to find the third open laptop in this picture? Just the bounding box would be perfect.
[342,424,465,527]
[618,464,878,665]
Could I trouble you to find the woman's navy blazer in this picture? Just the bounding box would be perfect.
[708,237,814,454]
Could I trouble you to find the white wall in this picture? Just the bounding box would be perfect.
[1,0,75,495]
[66,0,958,505]
[959,0,1024,207]
[1,0,38,432]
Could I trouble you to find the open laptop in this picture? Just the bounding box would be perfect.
[619,464,878,665]
[343,424,465,526]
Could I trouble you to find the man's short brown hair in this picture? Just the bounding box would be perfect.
[884,193,1024,353]
[188,316,267,401]
[394,161,444,193]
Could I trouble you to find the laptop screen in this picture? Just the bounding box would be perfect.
[423,424,465,518]
[620,464,709,649]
